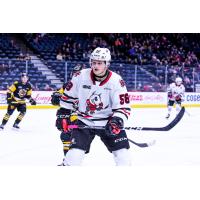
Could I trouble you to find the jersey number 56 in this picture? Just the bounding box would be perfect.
[119,93,130,105]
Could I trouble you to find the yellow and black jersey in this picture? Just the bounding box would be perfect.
[7,81,32,103]
[57,68,83,95]
[57,82,69,95]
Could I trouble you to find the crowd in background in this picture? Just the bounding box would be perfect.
[1,33,200,92]
[53,34,200,68]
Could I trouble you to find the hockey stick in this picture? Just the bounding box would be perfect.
[128,138,156,147]
[68,107,185,131]
[10,101,25,104]
[61,115,155,149]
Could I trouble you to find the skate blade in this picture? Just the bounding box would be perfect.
[12,127,20,131]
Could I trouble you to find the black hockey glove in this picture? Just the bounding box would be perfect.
[29,98,36,105]
[105,116,124,137]
[7,93,12,104]
[51,92,62,106]
[7,98,12,104]
[175,94,182,101]
[56,108,78,132]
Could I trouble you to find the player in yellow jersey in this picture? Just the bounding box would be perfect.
[51,65,83,165]
[0,73,36,130]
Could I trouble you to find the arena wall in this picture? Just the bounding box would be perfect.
[0,91,200,109]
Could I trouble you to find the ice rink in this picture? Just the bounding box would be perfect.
[0,107,200,166]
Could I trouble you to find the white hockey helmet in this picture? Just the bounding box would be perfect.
[175,77,182,84]
[89,47,111,67]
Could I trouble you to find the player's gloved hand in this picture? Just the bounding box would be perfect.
[7,93,13,104]
[168,92,172,98]
[56,108,78,132]
[51,92,61,105]
[7,98,12,104]
[175,94,181,101]
[105,116,124,137]
[30,98,37,105]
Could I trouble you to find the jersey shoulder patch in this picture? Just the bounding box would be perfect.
[65,81,73,91]
[119,79,126,87]
[73,71,81,77]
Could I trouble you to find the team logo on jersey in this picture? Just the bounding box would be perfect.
[119,79,126,87]
[104,87,111,90]
[114,137,128,143]
[85,92,104,114]
[18,89,27,97]
[83,85,91,89]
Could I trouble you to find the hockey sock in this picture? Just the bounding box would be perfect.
[168,106,172,113]
[63,141,72,155]
[14,113,25,125]
[1,113,10,125]
[60,132,72,156]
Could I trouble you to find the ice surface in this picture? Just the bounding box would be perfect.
[0,107,200,166]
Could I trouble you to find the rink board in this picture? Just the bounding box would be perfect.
[1,91,200,109]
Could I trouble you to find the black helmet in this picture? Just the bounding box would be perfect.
[70,65,83,78]
[21,72,28,78]
[73,65,83,73]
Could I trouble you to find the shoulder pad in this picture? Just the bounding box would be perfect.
[72,71,81,77]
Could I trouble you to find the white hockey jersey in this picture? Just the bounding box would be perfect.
[60,68,131,126]
[167,82,185,101]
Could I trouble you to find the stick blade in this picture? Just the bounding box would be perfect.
[142,106,185,131]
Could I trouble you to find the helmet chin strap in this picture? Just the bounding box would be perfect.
[94,69,109,81]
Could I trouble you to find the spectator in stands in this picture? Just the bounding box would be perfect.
[18,53,26,61]
[32,83,40,91]
[114,38,123,47]
[0,64,9,74]
[184,76,191,85]
[25,53,31,61]
[9,39,16,48]
[0,64,5,74]
[151,55,161,66]
[143,84,154,92]
[56,51,63,61]
[44,84,53,91]
[136,82,143,91]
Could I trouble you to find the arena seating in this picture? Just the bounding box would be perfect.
[1,33,200,92]
[0,34,21,59]
[0,59,53,90]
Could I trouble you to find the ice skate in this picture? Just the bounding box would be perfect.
[0,124,4,131]
[13,123,20,130]
[57,162,66,166]
[57,158,66,166]
[165,113,170,119]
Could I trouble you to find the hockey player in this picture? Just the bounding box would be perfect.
[0,73,36,130]
[51,65,83,163]
[166,77,185,119]
[56,47,132,166]
[51,64,83,106]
